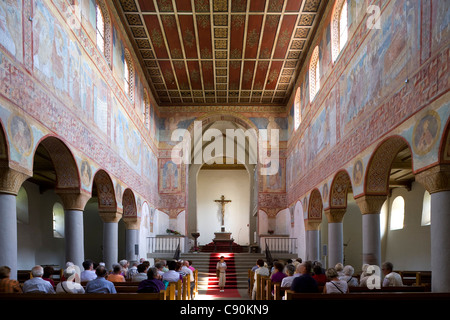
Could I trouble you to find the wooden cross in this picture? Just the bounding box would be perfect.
[214,195,231,226]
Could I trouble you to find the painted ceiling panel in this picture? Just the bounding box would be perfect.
[116,0,324,107]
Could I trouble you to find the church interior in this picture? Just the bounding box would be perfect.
[0,0,449,304]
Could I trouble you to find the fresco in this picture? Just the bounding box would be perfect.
[159,159,180,193]
[94,78,108,134]
[250,116,288,141]
[80,159,92,188]
[412,110,441,156]
[0,0,22,62]
[8,114,33,157]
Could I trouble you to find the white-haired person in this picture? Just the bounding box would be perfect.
[340,265,359,287]
[382,262,404,287]
[323,268,349,294]
[56,266,85,294]
[22,265,55,294]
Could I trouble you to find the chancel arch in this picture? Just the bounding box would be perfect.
[186,114,259,249]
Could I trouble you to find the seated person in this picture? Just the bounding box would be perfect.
[107,264,125,283]
[290,261,318,293]
[23,265,55,294]
[137,267,165,293]
[85,266,117,294]
[56,266,85,294]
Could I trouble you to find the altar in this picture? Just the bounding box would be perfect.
[212,232,234,252]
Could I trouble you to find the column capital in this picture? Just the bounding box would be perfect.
[305,219,321,231]
[0,166,31,195]
[56,189,91,211]
[122,216,141,230]
[355,195,387,215]
[415,164,450,194]
[98,210,122,223]
[324,208,346,223]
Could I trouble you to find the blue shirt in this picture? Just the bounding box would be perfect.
[85,277,117,293]
[23,277,55,294]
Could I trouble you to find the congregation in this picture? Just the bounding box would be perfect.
[0,258,196,296]
[250,258,403,298]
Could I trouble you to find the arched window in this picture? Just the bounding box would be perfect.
[144,89,150,129]
[380,200,388,238]
[390,196,405,230]
[96,2,105,54]
[53,202,65,238]
[309,46,320,101]
[95,1,111,65]
[332,0,348,62]
[421,191,431,226]
[124,50,134,101]
[294,87,301,130]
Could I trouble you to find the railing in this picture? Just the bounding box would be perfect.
[261,237,297,254]
[147,236,182,255]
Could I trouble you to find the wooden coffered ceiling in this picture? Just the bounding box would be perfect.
[114,0,325,108]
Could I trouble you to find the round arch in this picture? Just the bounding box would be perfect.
[365,135,412,196]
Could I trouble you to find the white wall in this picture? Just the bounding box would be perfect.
[197,169,250,246]
[290,201,306,260]
[383,182,431,271]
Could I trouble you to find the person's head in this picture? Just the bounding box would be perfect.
[0,266,11,279]
[95,265,108,278]
[183,260,190,267]
[142,260,151,268]
[220,256,225,261]
[297,261,312,274]
[112,264,122,274]
[343,265,354,277]
[335,263,344,273]
[326,268,339,280]
[168,260,178,271]
[256,259,265,267]
[273,262,284,273]
[296,258,302,264]
[284,264,296,276]
[175,261,183,271]
[63,266,77,280]
[82,260,93,271]
[313,265,323,275]
[155,262,163,270]
[137,264,147,274]
[43,266,54,278]
[382,262,394,275]
[31,265,44,278]
[147,267,159,280]
[119,259,129,269]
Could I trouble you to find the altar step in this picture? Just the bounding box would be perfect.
[181,253,266,290]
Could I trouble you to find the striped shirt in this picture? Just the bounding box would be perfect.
[0,278,22,293]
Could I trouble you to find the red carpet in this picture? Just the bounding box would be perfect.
[206,253,242,298]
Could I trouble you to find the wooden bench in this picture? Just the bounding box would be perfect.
[0,291,166,301]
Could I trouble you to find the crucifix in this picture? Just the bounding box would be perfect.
[214,195,231,226]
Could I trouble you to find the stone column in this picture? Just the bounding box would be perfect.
[356,195,386,267]
[0,167,30,280]
[56,190,91,269]
[305,220,321,262]
[324,208,346,268]
[99,210,122,271]
[416,164,450,292]
[123,217,141,264]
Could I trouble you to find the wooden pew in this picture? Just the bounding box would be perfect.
[0,291,166,301]
[248,270,254,297]
[274,283,290,300]
[263,278,281,300]
[255,274,269,300]
[193,269,198,298]
[167,280,183,300]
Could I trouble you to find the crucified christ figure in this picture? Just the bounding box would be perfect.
[214,195,231,226]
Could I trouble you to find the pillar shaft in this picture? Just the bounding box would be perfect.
[416,164,450,292]
[0,194,18,280]
[324,208,346,267]
[356,195,386,267]
[99,211,122,271]
[305,220,321,262]
[0,167,30,280]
